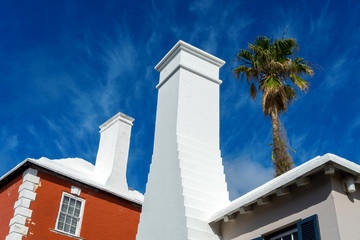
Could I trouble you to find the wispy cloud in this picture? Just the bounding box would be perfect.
[224,156,273,200]
[2,19,145,166]
[0,128,19,175]
[189,0,214,13]
[308,1,333,37]
[221,111,274,200]
[323,57,348,91]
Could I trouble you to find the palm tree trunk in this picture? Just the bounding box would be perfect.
[270,109,293,176]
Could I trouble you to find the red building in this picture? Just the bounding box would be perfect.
[0,113,143,240]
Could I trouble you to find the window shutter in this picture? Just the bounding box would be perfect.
[298,214,321,240]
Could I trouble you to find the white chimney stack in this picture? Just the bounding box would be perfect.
[137,41,229,240]
[94,112,134,193]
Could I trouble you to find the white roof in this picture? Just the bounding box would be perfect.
[208,153,360,223]
[1,157,143,205]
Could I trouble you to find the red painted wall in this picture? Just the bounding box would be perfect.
[27,169,141,239]
[0,175,22,239]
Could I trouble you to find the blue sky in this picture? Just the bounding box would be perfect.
[1,0,359,200]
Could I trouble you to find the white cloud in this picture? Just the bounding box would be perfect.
[224,156,273,200]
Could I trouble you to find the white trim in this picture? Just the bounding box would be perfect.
[18,189,36,201]
[14,207,32,218]
[155,64,222,89]
[99,112,134,132]
[6,168,39,240]
[14,198,31,209]
[154,40,225,72]
[5,232,23,240]
[71,186,82,196]
[9,224,28,236]
[55,192,85,237]
[9,215,27,226]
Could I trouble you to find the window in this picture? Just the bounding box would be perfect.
[55,192,85,237]
[266,224,298,240]
[253,215,320,240]
[297,215,320,240]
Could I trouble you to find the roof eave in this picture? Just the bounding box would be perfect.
[208,153,360,223]
[0,158,143,206]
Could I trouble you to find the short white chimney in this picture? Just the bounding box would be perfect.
[94,112,134,192]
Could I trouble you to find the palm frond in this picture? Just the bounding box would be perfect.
[250,83,257,99]
[289,73,309,91]
[283,85,297,103]
[237,49,254,63]
[262,75,281,91]
[233,65,246,79]
[293,58,314,76]
[277,38,297,56]
[254,36,271,50]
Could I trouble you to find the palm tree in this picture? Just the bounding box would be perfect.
[233,36,314,176]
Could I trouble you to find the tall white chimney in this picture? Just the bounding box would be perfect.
[136,41,229,240]
[94,112,133,193]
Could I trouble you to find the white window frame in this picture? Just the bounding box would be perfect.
[269,227,298,240]
[55,192,85,237]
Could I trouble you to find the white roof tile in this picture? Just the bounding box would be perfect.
[1,157,143,205]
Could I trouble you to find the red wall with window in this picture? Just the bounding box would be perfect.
[0,175,22,239]
[26,169,141,239]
